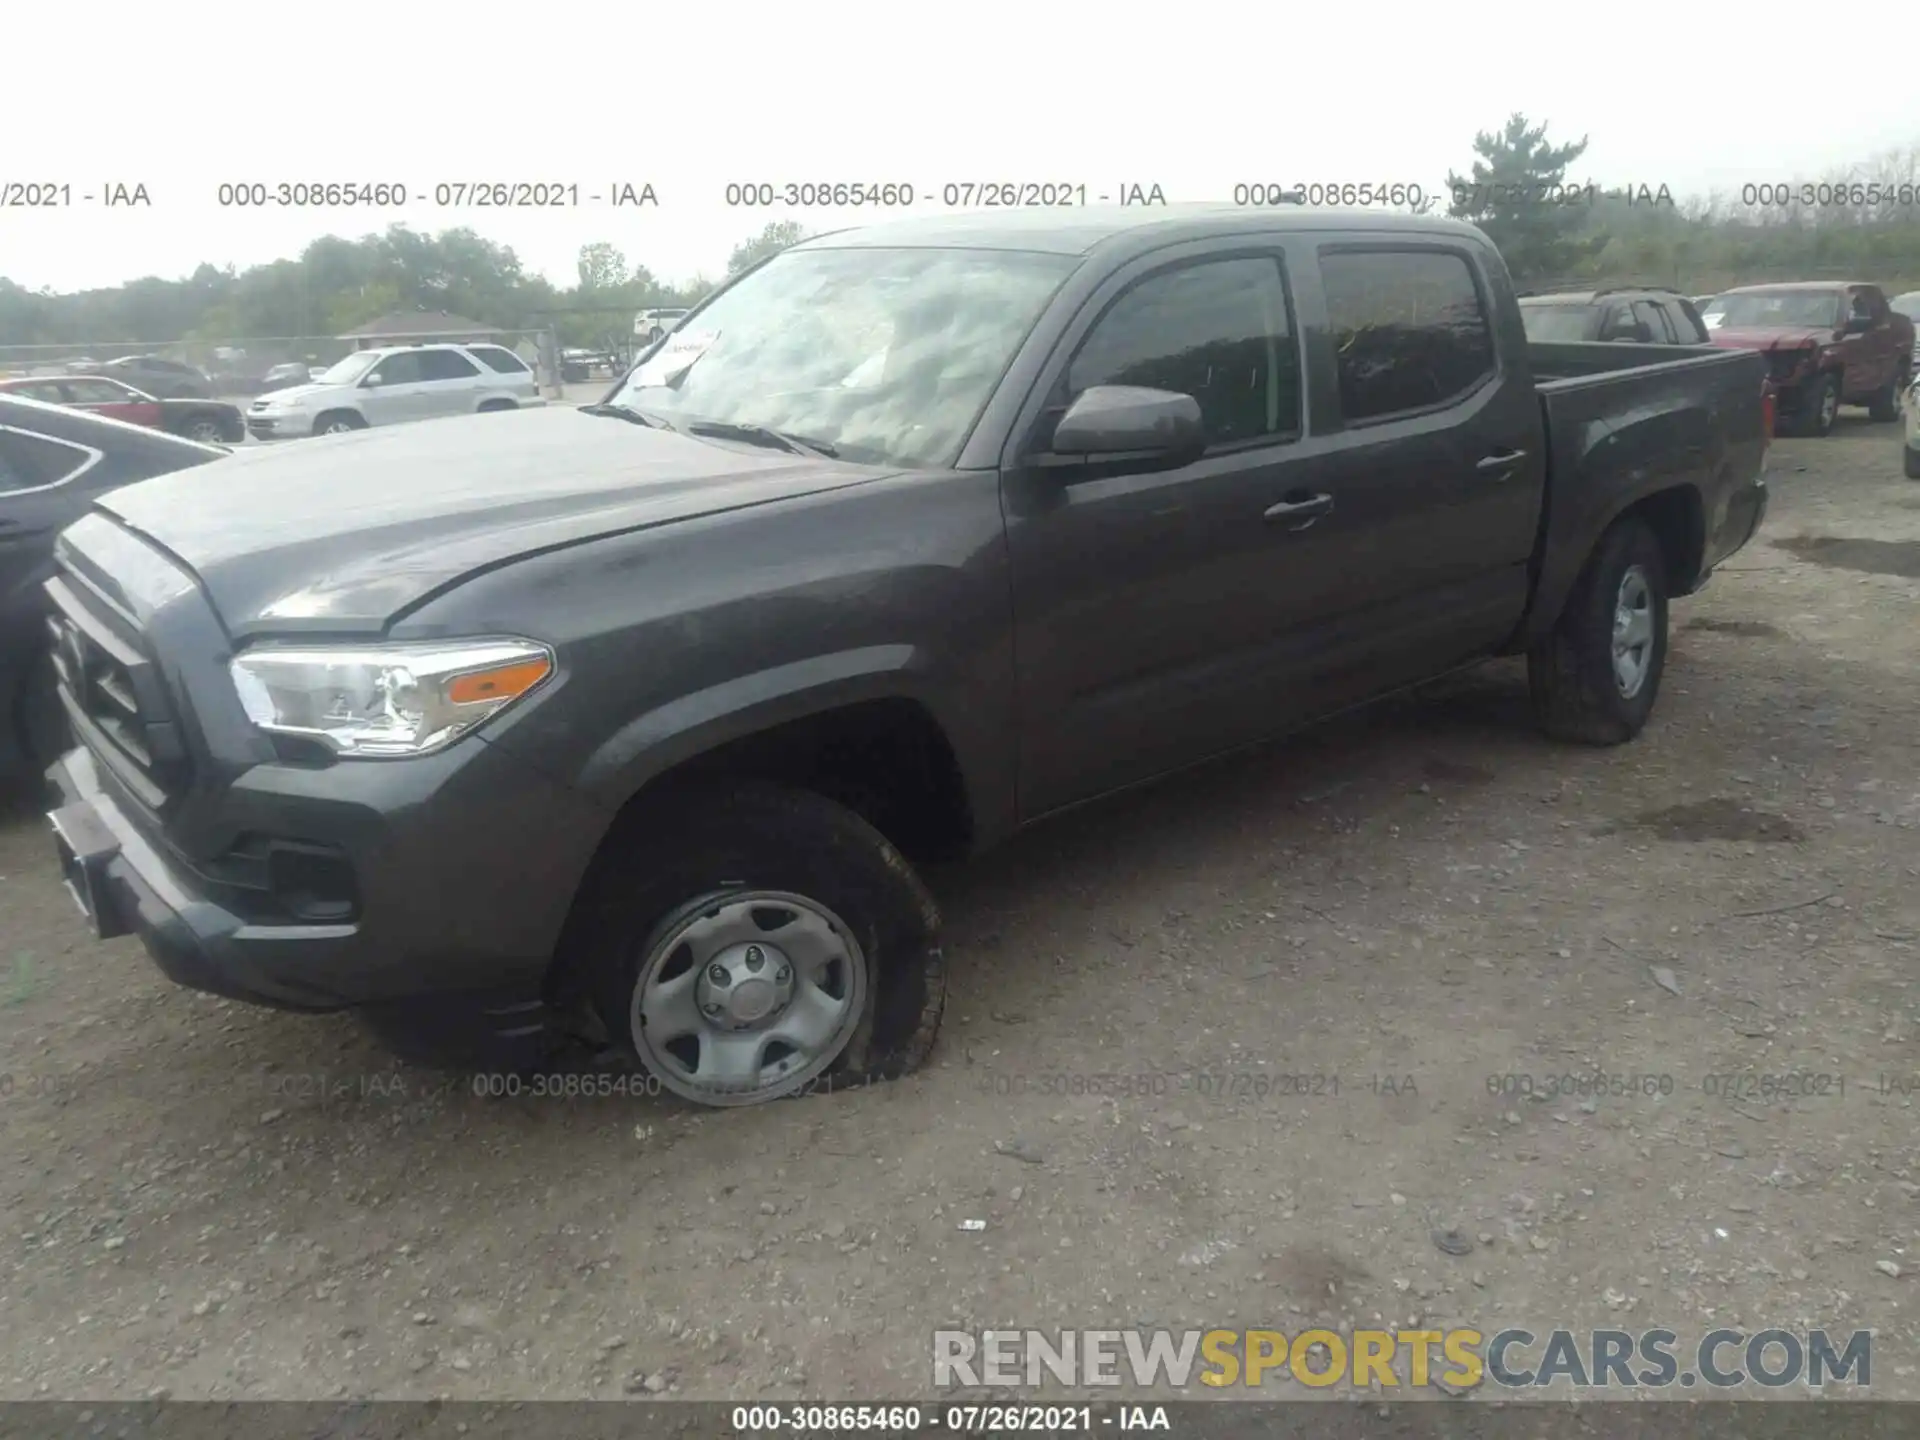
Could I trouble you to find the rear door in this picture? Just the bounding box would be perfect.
[59,377,159,426]
[416,347,485,416]
[1285,240,1544,703]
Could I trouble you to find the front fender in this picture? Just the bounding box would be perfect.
[558,642,1016,850]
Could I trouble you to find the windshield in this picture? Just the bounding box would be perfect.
[1520,304,1595,342]
[609,245,1079,468]
[314,352,379,385]
[1710,291,1843,330]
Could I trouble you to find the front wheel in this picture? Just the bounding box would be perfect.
[1528,516,1670,746]
[313,411,365,436]
[569,782,946,1108]
[1799,373,1842,437]
[185,418,225,443]
[1905,443,1920,480]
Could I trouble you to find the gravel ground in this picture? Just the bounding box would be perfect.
[2,419,1917,1403]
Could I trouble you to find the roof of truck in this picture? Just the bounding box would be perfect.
[793,205,1487,258]
[1721,280,1862,293]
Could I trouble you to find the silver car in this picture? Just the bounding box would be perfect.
[244,342,543,440]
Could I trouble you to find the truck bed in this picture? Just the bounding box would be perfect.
[1510,339,1770,653]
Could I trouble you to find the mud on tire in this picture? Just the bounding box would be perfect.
[563,781,946,1104]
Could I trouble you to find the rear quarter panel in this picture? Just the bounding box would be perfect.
[1516,343,1768,649]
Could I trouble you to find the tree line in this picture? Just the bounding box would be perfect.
[4,122,1918,356]
[0,220,811,358]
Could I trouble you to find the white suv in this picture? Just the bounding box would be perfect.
[245,342,543,440]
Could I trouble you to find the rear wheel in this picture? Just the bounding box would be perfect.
[1528,517,1670,746]
[185,417,225,443]
[1905,444,1920,480]
[313,411,365,436]
[568,782,946,1108]
[478,399,517,413]
[1869,363,1909,423]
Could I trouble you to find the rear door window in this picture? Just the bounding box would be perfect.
[419,349,481,381]
[1319,248,1496,421]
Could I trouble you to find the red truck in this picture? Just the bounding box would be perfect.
[1701,282,1915,437]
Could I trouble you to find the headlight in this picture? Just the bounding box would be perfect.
[229,639,554,757]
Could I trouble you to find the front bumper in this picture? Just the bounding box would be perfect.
[45,733,607,1017]
[243,411,309,440]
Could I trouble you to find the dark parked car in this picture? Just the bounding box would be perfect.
[69,355,213,400]
[0,396,229,785]
[0,375,245,445]
[41,208,1770,1107]
[1702,282,1915,436]
[1518,288,1712,345]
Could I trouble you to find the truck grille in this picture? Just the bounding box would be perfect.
[44,565,190,812]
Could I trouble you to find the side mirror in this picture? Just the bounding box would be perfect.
[1843,315,1875,335]
[1042,385,1205,474]
[361,373,384,388]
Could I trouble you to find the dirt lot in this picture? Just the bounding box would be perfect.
[2,420,1918,1403]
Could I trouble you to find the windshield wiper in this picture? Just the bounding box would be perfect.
[579,400,675,429]
[683,419,839,459]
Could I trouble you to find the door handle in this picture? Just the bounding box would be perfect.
[1476,448,1528,475]
[1263,492,1333,530]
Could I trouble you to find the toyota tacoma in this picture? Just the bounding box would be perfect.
[42,207,1770,1108]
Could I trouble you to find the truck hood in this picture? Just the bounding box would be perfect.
[95,405,888,638]
[251,382,332,408]
[1708,326,1833,352]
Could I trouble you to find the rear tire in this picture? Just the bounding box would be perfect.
[478,399,517,413]
[1869,370,1905,423]
[185,417,224,443]
[1527,517,1670,746]
[1905,444,1920,480]
[313,411,365,436]
[567,782,946,1107]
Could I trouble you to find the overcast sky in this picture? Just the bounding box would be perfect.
[8,1,1917,295]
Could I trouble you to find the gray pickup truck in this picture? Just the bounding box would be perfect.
[42,207,1770,1108]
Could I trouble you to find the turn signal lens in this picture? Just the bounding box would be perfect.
[446,658,553,706]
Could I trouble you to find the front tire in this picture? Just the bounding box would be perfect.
[1798,373,1842,437]
[313,411,365,436]
[569,782,946,1108]
[1905,444,1920,480]
[1528,517,1670,746]
[185,418,224,443]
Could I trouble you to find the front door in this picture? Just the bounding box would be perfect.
[1842,286,1898,398]
[356,351,430,426]
[1003,247,1329,816]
